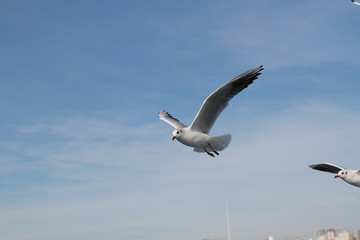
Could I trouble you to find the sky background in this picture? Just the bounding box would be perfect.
[1,0,360,240]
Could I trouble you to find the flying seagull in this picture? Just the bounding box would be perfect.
[159,65,263,157]
[309,163,360,187]
[351,0,360,5]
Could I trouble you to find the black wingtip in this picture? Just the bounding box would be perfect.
[258,65,264,72]
[251,65,264,75]
[158,110,167,116]
[253,65,264,77]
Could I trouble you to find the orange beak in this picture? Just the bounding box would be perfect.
[172,136,176,140]
[334,175,340,178]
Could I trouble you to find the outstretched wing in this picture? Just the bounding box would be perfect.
[351,0,360,6]
[189,66,263,134]
[158,111,187,129]
[309,163,344,174]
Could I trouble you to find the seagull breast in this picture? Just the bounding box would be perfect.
[175,129,210,147]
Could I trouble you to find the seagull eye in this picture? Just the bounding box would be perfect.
[177,131,179,134]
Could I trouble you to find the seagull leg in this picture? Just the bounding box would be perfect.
[203,147,215,157]
[208,144,219,156]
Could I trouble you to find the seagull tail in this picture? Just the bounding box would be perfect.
[193,134,232,153]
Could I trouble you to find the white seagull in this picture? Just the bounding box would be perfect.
[309,163,360,187]
[159,66,263,157]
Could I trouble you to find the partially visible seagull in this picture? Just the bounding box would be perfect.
[309,163,360,187]
[159,66,263,157]
[351,0,360,5]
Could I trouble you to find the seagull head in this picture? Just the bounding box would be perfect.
[335,170,348,179]
[172,129,183,140]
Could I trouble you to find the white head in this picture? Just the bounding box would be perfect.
[335,170,348,179]
[172,129,183,140]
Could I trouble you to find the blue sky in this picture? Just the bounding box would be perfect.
[1,0,360,240]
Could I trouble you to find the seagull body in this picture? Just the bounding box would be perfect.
[309,163,360,187]
[159,66,263,157]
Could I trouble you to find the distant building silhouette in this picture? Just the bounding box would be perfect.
[314,228,356,240]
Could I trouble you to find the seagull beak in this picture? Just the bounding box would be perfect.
[334,175,340,178]
[172,136,176,140]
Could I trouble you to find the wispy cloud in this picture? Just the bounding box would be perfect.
[1,100,360,240]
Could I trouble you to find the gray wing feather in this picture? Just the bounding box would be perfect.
[159,111,187,129]
[189,65,263,134]
[309,163,344,174]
